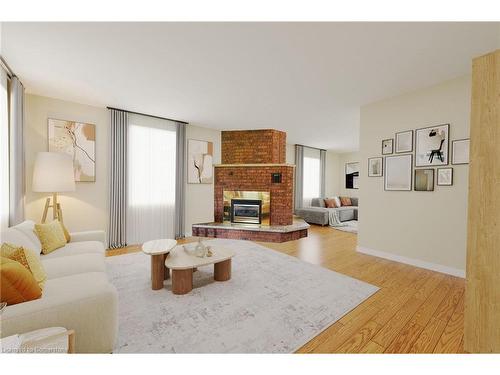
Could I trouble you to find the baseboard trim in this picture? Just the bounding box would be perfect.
[356,245,465,278]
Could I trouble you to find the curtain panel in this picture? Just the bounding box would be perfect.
[174,122,186,239]
[294,145,304,210]
[108,109,128,249]
[8,77,25,226]
[0,67,9,230]
[320,149,327,198]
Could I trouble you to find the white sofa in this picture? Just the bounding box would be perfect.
[0,221,118,353]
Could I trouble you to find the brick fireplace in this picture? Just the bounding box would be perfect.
[192,129,309,242]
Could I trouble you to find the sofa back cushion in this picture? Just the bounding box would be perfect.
[350,197,359,206]
[11,220,42,254]
[0,256,42,306]
[311,198,326,208]
[0,227,40,256]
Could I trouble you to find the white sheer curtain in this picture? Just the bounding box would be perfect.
[0,68,9,230]
[126,114,176,244]
[302,147,321,207]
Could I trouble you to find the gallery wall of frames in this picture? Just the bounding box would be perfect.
[367,123,470,192]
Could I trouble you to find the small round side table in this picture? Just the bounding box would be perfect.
[142,239,177,290]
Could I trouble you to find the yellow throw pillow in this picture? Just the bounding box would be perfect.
[1,256,42,306]
[1,243,47,289]
[34,220,67,255]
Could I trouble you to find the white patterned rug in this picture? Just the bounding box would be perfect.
[106,239,378,353]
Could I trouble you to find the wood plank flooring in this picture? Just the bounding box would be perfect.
[106,224,465,353]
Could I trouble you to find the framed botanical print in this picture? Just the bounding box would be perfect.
[382,139,394,155]
[414,169,434,191]
[395,130,413,153]
[415,124,449,167]
[368,157,383,177]
[48,118,96,182]
[437,168,453,186]
[187,139,214,184]
[384,154,412,191]
[451,139,470,165]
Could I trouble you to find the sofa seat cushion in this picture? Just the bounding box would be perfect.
[328,206,358,222]
[41,241,105,260]
[41,253,105,280]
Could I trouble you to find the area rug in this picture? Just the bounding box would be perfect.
[106,239,377,353]
[331,220,358,233]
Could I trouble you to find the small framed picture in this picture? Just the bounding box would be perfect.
[451,139,470,165]
[368,157,383,177]
[382,139,394,155]
[415,124,450,167]
[384,154,412,191]
[437,168,453,186]
[414,169,435,191]
[395,130,413,153]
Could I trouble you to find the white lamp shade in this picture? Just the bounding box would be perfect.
[32,152,76,193]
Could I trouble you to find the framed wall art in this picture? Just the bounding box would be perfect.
[451,139,470,165]
[414,169,434,191]
[187,139,214,184]
[345,162,360,189]
[382,138,394,155]
[437,168,453,186]
[384,154,412,191]
[395,130,413,153]
[368,157,383,177]
[415,124,449,167]
[48,118,96,182]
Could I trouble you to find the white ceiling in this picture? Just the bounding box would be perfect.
[2,22,499,151]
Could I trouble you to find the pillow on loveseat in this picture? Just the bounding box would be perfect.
[340,197,352,206]
[0,256,42,306]
[1,243,47,289]
[324,198,339,208]
[34,220,67,255]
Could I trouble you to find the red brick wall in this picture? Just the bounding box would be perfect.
[221,129,286,164]
[214,165,294,226]
[192,227,307,243]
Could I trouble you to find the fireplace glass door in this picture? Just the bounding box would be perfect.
[231,199,262,224]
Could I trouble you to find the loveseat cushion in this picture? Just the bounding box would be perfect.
[41,253,105,280]
[0,227,41,257]
[11,220,42,254]
[41,240,105,260]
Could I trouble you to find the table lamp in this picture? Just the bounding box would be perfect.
[32,152,75,223]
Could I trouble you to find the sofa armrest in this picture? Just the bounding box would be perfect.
[69,230,106,245]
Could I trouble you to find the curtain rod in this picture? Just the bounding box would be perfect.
[295,144,327,152]
[0,56,14,78]
[106,106,189,125]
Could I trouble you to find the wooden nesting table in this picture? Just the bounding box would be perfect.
[165,246,235,295]
[142,239,178,290]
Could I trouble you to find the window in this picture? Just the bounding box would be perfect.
[0,68,8,230]
[126,115,177,244]
[302,147,321,206]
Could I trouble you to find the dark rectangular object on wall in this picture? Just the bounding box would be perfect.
[271,173,282,183]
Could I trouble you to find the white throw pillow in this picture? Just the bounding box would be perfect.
[333,196,341,208]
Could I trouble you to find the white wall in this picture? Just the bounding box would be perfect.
[358,76,471,276]
[338,151,360,198]
[24,94,109,233]
[184,124,221,236]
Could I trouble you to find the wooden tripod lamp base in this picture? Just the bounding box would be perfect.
[41,193,64,223]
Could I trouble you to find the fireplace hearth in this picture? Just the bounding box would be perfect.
[231,199,262,224]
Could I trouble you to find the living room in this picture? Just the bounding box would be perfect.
[1,2,500,372]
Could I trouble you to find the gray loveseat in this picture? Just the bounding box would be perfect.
[295,197,358,226]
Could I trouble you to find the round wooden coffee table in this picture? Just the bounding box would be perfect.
[142,239,177,290]
[165,245,235,295]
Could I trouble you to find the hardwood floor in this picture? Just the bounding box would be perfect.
[106,224,465,353]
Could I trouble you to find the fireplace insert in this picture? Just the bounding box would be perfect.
[231,199,262,224]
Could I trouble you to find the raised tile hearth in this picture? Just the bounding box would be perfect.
[192,219,309,243]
